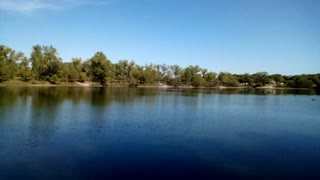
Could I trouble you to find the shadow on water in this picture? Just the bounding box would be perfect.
[0,87,318,108]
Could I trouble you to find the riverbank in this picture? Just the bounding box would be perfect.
[0,80,317,90]
[0,80,81,87]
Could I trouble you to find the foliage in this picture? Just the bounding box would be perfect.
[252,72,269,86]
[237,73,253,85]
[48,74,60,84]
[270,74,285,83]
[0,45,23,81]
[30,45,63,80]
[0,44,319,88]
[218,72,239,87]
[89,52,113,85]
[203,72,218,87]
[289,75,314,88]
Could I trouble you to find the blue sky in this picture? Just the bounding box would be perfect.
[1,0,319,75]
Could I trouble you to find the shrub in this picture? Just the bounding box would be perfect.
[48,75,60,84]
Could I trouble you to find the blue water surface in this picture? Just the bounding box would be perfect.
[0,87,319,179]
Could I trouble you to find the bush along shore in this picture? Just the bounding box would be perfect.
[1,45,319,89]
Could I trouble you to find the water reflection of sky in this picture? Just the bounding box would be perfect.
[0,87,320,179]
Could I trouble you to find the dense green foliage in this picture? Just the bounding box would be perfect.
[0,44,319,88]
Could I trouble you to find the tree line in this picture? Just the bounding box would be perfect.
[1,45,319,88]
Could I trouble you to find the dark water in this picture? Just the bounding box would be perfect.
[0,87,320,180]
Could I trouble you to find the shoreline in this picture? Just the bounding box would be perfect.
[0,81,316,90]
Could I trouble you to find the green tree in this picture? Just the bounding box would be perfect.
[291,75,314,88]
[143,64,159,84]
[67,58,87,82]
[30,45,63,82]
[18,57,33,81]
[203,72,217,87]
[252,72,269,87]
[237,73,253,86]
[160,64,169,83]
[182,65,201,85]
[127,61,136,85]
[130,65,144,85]
[192,74,205,87]
[115,60,130,83]
[218,72,239,87]
[89,52,113,85]
[0,45,24,81]
[168,65,183,86]
[30,45,43,79]
[270,74,284,83]
[0,45,11,81]
[311,74,320,89]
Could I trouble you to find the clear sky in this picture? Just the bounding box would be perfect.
[1,0,319,75]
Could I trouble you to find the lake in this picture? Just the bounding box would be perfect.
[0,87,320,179]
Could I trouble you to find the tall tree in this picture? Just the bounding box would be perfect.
[89,52,113,85]
[18,57,32,81]
[0,45,24,81]
[30,45,44,80]
[182,65,201,85]
[30,45,62,81]
[0,45,11,81]
[115,60,130,82]
[252,72,269,86]
[68,58,87,82]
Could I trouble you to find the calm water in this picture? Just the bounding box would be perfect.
[0,87,320,180]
